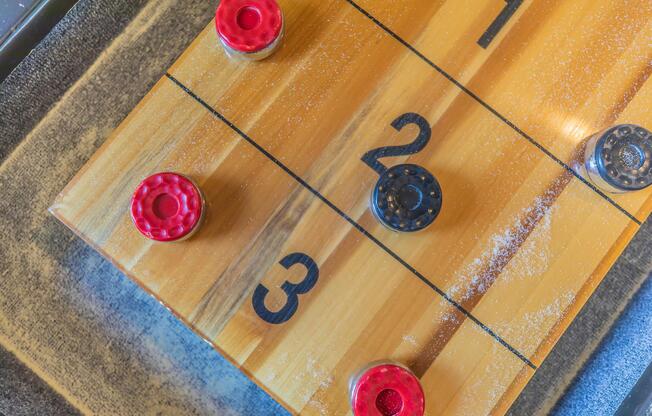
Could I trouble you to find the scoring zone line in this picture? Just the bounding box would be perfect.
[344,0,643,226]
[165,73,538,370]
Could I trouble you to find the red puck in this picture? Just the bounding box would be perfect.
[130,172,204,242]
[215,0,283,59]
[350,363,425,416]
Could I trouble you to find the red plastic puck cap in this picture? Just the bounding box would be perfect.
[215,0,283,53]
[130,172,203,242]
[351,364,425,416]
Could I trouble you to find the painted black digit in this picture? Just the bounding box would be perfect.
[251,253,319,324]
[477,0,523,48]
[361,112,432,175]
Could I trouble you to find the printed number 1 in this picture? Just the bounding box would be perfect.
[477,0,523,48]
[252,253,319,324]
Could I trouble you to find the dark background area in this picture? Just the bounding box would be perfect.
[0,0,78,81]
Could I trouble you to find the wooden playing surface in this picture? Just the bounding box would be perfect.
[50,0,652,414]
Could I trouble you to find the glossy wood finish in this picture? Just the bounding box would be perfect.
[51,1,652,414]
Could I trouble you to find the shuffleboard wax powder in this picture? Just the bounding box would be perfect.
[215,0,284,61]
[349,361,425,416]
[130,172,205,242]
[582,124,652,193]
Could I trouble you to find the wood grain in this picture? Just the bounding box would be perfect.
[51,0,652,414]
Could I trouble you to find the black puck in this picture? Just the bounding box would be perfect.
[595,125,652,191]
[370,164,442,232]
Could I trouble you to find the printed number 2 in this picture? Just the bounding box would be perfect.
[477,0,523,48]
[361,112,432,175]
[252,253,319,324]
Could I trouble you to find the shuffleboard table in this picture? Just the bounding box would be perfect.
[51,0,652,414]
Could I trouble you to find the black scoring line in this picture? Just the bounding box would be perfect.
[344,0,642,226]
[165,73,538,370]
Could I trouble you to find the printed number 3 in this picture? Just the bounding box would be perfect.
[252,253,319,324]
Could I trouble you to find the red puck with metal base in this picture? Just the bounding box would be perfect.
[215,0,284,60]
[130,172,205,242]
[349,362,425,416]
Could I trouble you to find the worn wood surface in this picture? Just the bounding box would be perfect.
[51,0,652,414]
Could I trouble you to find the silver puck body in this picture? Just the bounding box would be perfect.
[218,24,284,61]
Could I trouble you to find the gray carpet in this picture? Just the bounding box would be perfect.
[0,0,650,414]
[0,346,81,416]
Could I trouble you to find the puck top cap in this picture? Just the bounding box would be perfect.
[215,0,283,53]
[130,172,203,242]
[595,124,652,191]
[351,364,425,416]
[371,164,442,232]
